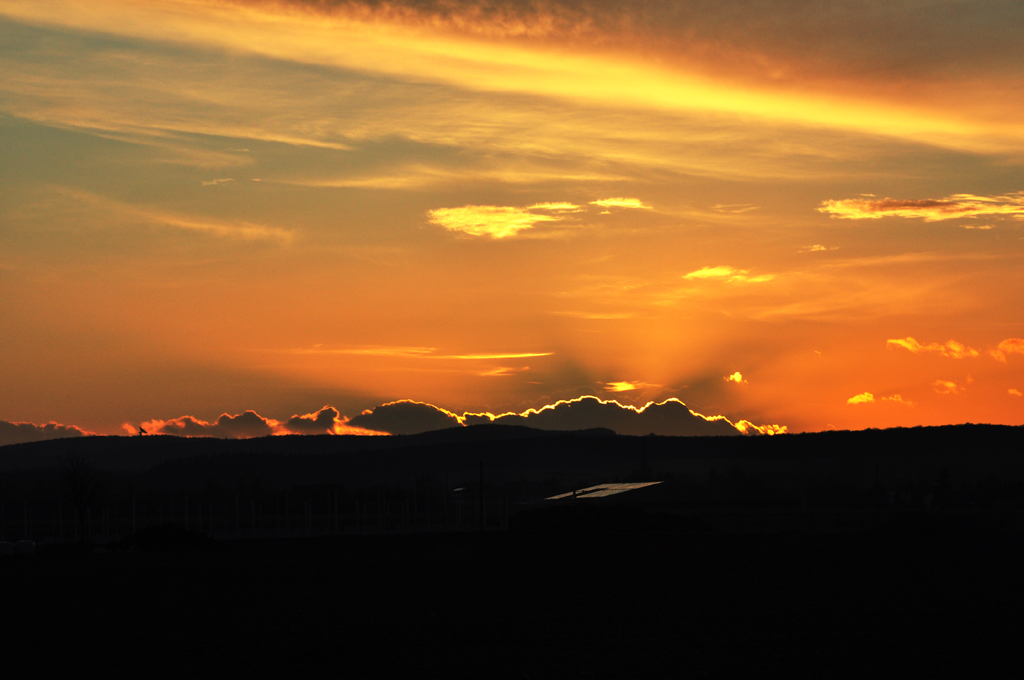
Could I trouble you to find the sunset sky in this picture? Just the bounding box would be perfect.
[2,0,1023,439]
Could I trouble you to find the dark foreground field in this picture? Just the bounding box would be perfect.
[4,526,1024,678]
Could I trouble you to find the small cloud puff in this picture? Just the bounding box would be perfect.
[887,337,979,359]
[847,393,908,406]
[818,192,1024,222]
[933,378,970,395]
[990,338,1024,363]
[1009,389,1022,397]
[0,420,93,447]
[799,244,838,253]
[724,372,747,384]
[428,202,581,238]
[683,266,773,283]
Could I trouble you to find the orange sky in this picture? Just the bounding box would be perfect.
[1,0,1023,437]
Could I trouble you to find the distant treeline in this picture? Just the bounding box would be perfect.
[1,423,1023,542]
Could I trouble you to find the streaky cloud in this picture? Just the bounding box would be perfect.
[683,266,774,283]
[887,337,979,359]
[818,192,1024,222]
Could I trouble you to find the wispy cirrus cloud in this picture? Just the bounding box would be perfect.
[887,337,979,359]
[818,192,1024,222]
[712,204,758,214]
[683,265,774,283]
[284,346,552,360]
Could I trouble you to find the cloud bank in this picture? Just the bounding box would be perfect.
[0,420,93,447]
[347,401,464,435]
[329,397,788,437]
[139,406,384,438]
[5,398,786,445]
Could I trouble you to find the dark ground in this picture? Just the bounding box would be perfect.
[4,525,1023,679]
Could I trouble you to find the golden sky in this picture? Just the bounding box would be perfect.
[2,0,1023,438]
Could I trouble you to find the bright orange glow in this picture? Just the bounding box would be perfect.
[2,0,1024,437]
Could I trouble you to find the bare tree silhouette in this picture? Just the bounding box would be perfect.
[57,450,99,541]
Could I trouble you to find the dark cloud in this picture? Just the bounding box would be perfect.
[283,405,341,434]
[465,396,742,436]
[347,400,463,435]
[146,411,277,438]
[0,420,91,447]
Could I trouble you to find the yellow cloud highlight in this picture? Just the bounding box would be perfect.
[883,395,913,406]
[427,203,580,238]
[886,337,979,359]
[1010,389,1023,397]
[724,372,747,384]
[683,266,774,283]
[799,244,838,253]
[590,198,652,209]
[847,392,875,405]
[735,421,788,436]
[818,192,1024,222]
[990,338,1024,363]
